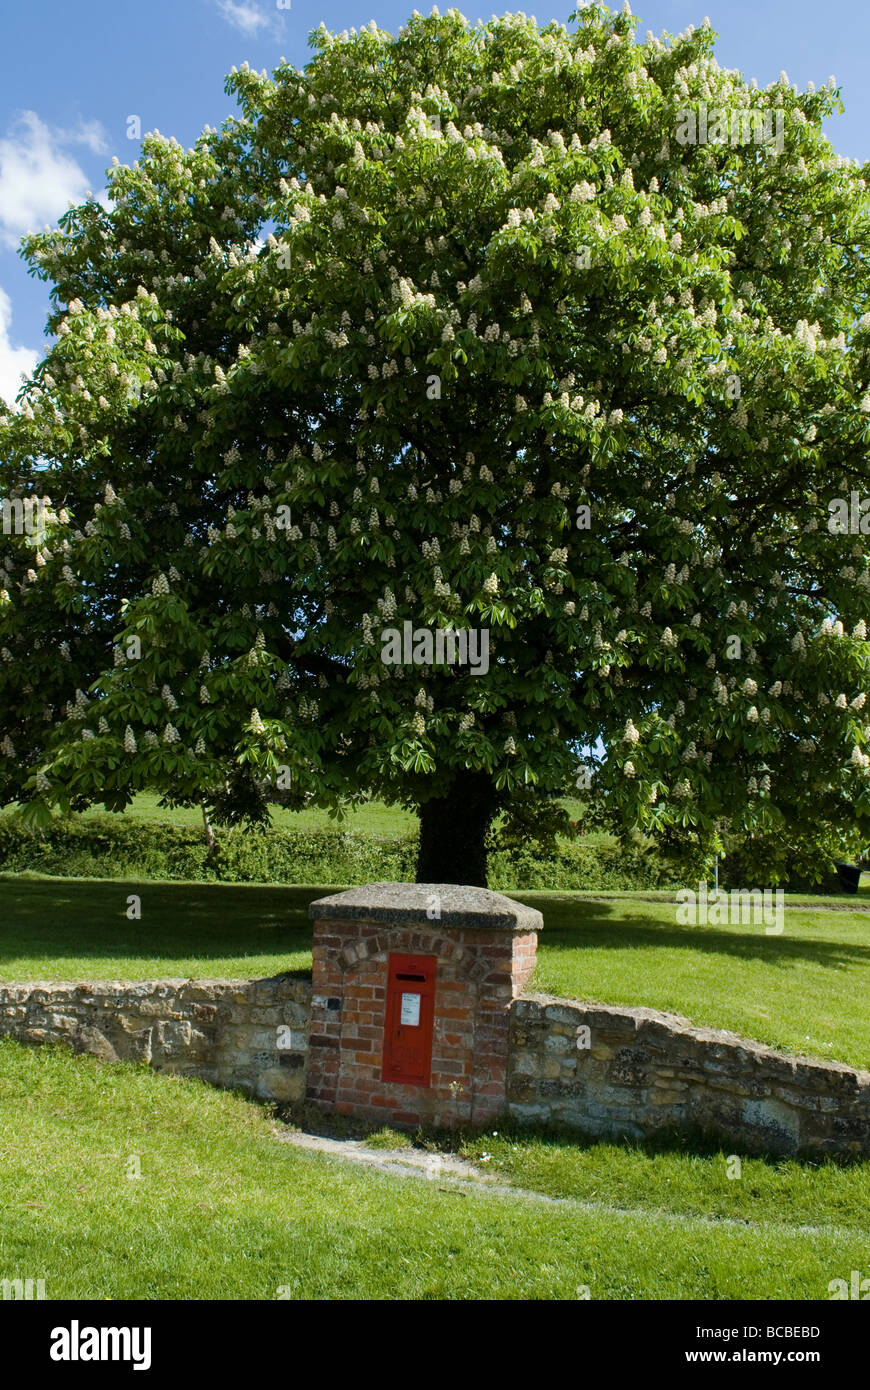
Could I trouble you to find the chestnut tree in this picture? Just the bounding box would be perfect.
[2,4,870,886]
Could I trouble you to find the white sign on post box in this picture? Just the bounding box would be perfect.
[400,992,421,1027]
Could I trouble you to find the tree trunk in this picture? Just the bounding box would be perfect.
[416,770,498,887]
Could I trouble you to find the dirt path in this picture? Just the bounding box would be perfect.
[277,1128,496,1186]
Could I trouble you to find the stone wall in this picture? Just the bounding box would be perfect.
[1,959,868,1158]
[0,975,311,1103]
[509,994,870,1159]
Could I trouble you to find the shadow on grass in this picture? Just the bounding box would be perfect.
[520,895,870,971]
[0,877,333,975]
[277,1104,864,1170]
[2,877,869,977]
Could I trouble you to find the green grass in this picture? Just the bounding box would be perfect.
[1,877,869,1069]
[0,877,319,980]
[362,1119,870,1233]
[519,892,870,1071]
[0,791,419,837]
[0,790,593,838]
[456,1126,870,1231]
[365,1126,414,1150]
[0,1040,865,1300]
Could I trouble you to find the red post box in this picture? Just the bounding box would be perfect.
[382,952,437,1087]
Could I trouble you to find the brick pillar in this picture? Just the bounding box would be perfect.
[306,882,541,1130]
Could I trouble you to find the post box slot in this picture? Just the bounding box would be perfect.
[396,973,426,981]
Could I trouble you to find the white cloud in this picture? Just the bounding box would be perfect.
[71,119,110,156]
[216,0,272,36]
[0,286,38,409]
[0,111,108,250]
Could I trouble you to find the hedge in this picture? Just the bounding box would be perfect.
[0,814,680,891]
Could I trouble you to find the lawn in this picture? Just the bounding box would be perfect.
[0,1040,864,1301]
[455,1126,870,1231]
[0,877,318,980]
[89,791,420,836]
[1,876,869,1070]
[0,790,593,838]
[0,791,417,837]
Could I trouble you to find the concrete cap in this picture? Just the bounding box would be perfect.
[309,882,542,933]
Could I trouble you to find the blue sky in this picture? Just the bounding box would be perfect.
[0,0,867,403]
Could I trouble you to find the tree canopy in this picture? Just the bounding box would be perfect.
[2,3,870,884]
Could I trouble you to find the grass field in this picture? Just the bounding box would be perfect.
[2,812,868,1303]
[442,1126,870,1232]
[0,791,416,836]
[1,876,869,1069]
[0,1040,864,1301]
[1,790,593,837]
[86,791,421,836]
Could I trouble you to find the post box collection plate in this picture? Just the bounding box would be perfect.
[400,992,421,1027]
